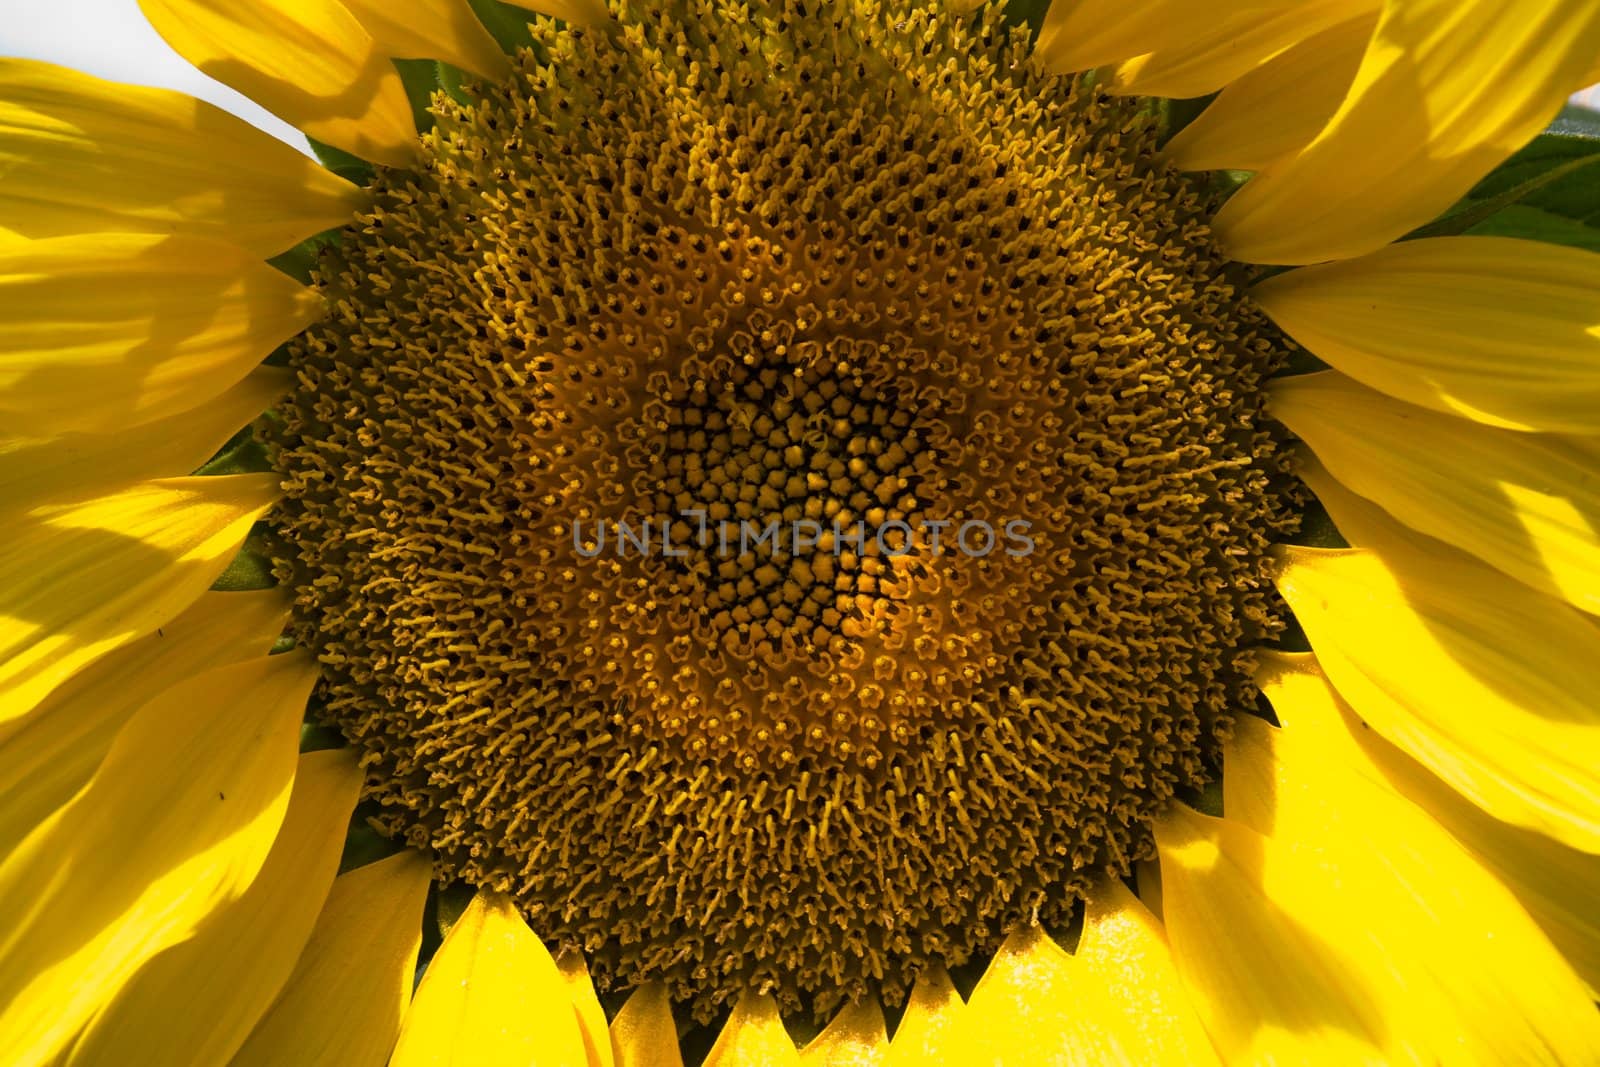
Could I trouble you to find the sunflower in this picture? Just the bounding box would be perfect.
[4,0,1600,1062]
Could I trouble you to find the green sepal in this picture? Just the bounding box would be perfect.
[1295,496,1349,550]
[1206,168,1253,208]
[299,722,346,752]
[1408,105,1600,241]
[395,58,442,135]
[1272,496,1346,653]
[469,0,539,53]
[1274,615,1312,653]
[436,61,476,107]
[211,548,277,592]
[434,881,475,939]
[307,136,378,186]
[415,885,446,976]
[677,1024,723,1067]
[1156,94,1216,148]
[268,229,342,285]
[1279,346,1330,378]
[785,1015,826,1049]
[338,805,409,873]
[1003,0,1052,36]
[211,525,280,592]
[194,425,274,477]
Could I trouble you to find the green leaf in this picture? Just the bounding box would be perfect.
[1473,105,1600,221]
[1408,105,1600,240]
[1408,152,1600,240]
[1466,203,1600,253]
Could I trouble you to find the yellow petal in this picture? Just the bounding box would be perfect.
[64,748,362,1067]
[1286,457,1600,852]
[505,0,610,25]
[881,966,968,1067]
[1275,524,1600,854]
[1108,0,1372,100]
[1214,0,1600,265]
[1259,651,1600,997]
[390,890,589,1067]
[1214,712,1600,1063]
[0,473,279,730]
[0,651,315,1067]
[702,993,801,1067]
[231,850,433,1067]
[1073,880,1221,1065]
[557,949,617,1067]
[0,369,286,520]
[963,927,1095,1065]
[966,918,1217,1066]
[1037,0,1296,74]
[1256,236,1600,433]
[0,60,362,256]
[1165,12,1375,173]
[799,999,887,1067]
[1275,370,1600,614]
[138,0,419,168]
[610,983,684,1067]
[0,589,287,854]
[0,234,321,435]
[1160,800,1600,1064]
[342,0,509,78]
[1157,808,1391,1064]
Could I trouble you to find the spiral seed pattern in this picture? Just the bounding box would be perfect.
[269,0,1297,1018]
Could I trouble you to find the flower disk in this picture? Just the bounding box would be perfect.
[270,0,1297,1017]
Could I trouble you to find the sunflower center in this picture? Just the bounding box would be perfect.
[625,335,942,754]
[268,0,1296,1018]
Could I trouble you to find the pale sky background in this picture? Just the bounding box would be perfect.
[3,0,1597,150]
[1,0,310,151]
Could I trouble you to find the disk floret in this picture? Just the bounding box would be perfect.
[271,0,1294,1017]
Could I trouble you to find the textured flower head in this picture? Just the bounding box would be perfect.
[3,0,1600,1064]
